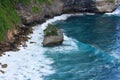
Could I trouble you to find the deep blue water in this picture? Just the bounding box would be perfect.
[44,14,120,80]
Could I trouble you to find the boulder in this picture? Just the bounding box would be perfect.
[42,29,63,47]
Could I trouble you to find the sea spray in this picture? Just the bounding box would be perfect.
[0,14,79,80]
[106,6,120,16]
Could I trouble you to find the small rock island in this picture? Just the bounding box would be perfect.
[42,24,64,47]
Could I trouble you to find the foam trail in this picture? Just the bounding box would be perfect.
[106,6,120,16]
[0,14,79,80]
[46,35,79,53]
[40,13,85,30]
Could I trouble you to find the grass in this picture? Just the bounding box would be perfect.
[13,0,30,5]
[32,6,40,13]
[34,0,52,5]
[44,24,58,37]
[0,0,20,41]
[0,0,52,41]
[109,0,115,3]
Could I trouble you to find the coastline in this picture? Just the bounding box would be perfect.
[0,0,119,55]
[0,13,92,55]
[0,5,120,79]
[0,11,116,56]
[0,13,78,79]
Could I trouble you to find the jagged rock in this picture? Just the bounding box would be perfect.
[0,70,5,74]
[1,64,8,68]
[16,0,120,25]
[42,29,63,47]
[62,0,120,13]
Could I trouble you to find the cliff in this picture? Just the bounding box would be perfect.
[0,0,120,53]
[16,0,120,25]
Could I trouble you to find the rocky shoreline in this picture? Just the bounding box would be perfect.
[0,0,120,55]
[0,25,33,56]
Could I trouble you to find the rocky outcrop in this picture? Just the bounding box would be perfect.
[62,0,120,13]
[95,0,118,12]
[42,29,63,47]
[0,25,33,55]
[17,0,63,25]
[62,0,97,12]
[16,0,120,25]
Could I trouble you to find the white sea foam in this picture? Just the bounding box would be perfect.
[47,35,79,53]
[111,52,120,59]
[106,6,120,16]
[0,14,79,80]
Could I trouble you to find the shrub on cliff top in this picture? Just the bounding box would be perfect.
[32,6,40,13]
[44,24,58,37]
[109,0,115,3]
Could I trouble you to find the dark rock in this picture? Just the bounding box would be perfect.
[42,29,63,47]
[1,64,8,68]
[22,42,27,47]
[0,70,5,74]
[30,42,36,44]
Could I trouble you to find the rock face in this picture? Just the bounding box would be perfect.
[42,29,63,47]
[17,0,63,25]
[62,0,97,12]
[16,0,120,25]
[0,25,33,55]
[95,0,118,12]
[62,0,120,13]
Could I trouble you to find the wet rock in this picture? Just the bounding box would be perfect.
[0,70,5,74]
[30,42,36,44]
[22,42,27,47]
[0,24,33,54]
[42,29,63,47]
[1,64,8,68]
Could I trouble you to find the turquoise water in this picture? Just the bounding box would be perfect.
[44,14,120,80]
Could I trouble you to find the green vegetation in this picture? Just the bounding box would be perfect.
[34,0,52,5]
[0,0,52,41]
[0,0,20,41]
[32,6,40,13]
[32,0,52,13]
[109,0,115,3]
[44,24,58,37]
[14,0,52,5]
[14,0,30,5]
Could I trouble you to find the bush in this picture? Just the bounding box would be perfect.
[32,6,40,13]
[109,0,115,3]
[44,24,58,36]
